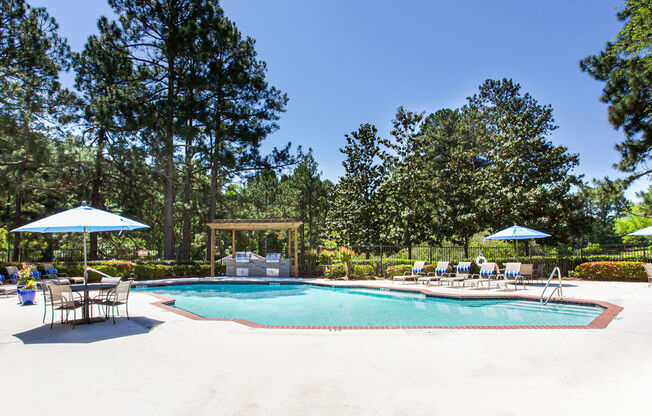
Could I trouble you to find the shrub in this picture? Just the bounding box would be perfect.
[350,264,375,279]
[335,247,355,279]
[574,261,647,281]
[386,264,413,278]
[324,263,345,278]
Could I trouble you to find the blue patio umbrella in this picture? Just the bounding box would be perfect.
[628,225,652,236]
[484,224,551,260]
[12,202,149,282]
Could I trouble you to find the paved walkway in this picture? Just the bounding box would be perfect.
[1,279,650,415]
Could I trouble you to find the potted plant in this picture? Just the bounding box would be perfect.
[17,263,37,305]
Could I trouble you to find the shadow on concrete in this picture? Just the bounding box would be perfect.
[12,316,164,344]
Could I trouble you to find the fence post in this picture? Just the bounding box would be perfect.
[644,246,647,262]
[380,245,384,278]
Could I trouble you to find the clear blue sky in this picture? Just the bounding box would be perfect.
[31,0,649,199]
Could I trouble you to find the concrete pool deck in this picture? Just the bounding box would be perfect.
[1,278,651,415]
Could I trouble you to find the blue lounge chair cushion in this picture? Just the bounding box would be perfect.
[435,267,448,274]
[10,273,19,279]
[457,264,471,272]
[46,269,58,275]
[480,269,495,276]
[30,270,42,278]
[0,274,4,281]
[412,267,423,274]
[505,270,520,278]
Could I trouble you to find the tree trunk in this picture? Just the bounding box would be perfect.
[464,238,469,259]
[89,129,106,261]
[12,163,24,262]
[180,125,193,261]
[299,223,305,265]
[206,132,219,260]
[163,153,176,260]
[163,55,177,260]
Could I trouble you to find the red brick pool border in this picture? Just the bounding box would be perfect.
[142,282,623,330]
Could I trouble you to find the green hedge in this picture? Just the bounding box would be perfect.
[574,261,647,281]
[350,264,375,279]
[386,264,411,278]
[1,261,225,282]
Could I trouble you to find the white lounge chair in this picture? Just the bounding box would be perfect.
[473,262,499,289]
[440,262,474,287]
[394,261,426,284]
[418,261,449,284]
[498,262,525,291]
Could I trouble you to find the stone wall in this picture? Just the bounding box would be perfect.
[225,257,291,277]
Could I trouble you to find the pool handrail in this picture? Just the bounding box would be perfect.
[540,267,563,304]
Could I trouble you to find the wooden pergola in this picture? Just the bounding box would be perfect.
[207,219,303,277]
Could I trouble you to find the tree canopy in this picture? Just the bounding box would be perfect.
[581,0,652,185]
[1,0,650,264]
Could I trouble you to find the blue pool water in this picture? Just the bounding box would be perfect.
[135,284,603,327]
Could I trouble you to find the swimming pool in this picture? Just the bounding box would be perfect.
[136,283,607,328]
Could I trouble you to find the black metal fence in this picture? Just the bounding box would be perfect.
[318,243,652,277]
[2,247,165,263]
[4,242,651,277]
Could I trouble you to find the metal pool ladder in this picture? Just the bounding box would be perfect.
[540,267,563,304]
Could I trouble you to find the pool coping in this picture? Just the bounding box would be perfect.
[139,281,623,330]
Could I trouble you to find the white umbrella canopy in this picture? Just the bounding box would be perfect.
[12,204,148,233]
[484,224,552,240]
[628,225,652,236]
[12,203,149,282]
[484,224,551,261]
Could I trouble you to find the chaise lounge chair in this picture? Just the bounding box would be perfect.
[1,279,17,298]
[394,261,426,284]
[418,261,449,285]
[498,262,525,291]
[5,266,20,283]
[42,263,66,279]
[440,262,474,287]
[28,264,43,280]
[473,262,499,289]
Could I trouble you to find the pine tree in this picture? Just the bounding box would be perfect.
[580,0,651,184]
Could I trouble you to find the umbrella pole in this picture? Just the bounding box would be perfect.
[515,238,518,261]
[83,226,88,284]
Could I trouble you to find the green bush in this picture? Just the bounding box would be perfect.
[46,261,221,281]
[350,264,375,279]
[574,261,647,281]
[386,264,413,278]
[332,263,346,278]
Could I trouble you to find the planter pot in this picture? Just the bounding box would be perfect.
[16,284,25,302]
[17,288,36,305]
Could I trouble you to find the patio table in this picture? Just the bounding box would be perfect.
[69,283,117,325]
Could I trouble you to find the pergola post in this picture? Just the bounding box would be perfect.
[231,229,236,258]
[287,230,291,259]
[293,227,299,277]
[210,227,215,277]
